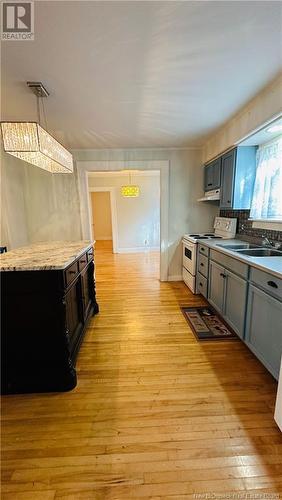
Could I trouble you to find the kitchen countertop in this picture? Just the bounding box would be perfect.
[201,238,282,279]
[0,241,94,272]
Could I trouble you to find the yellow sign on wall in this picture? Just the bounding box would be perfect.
[121,185,140,197]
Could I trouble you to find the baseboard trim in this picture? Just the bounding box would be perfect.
[168,275,183,282]
[117,246,160,254]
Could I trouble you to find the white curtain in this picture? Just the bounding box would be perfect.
[250,136,282,220]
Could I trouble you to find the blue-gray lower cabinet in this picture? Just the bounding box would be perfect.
[224,269,247,339]
[208,260,247,339]
[245,284,282,380]
[208,261,225,313]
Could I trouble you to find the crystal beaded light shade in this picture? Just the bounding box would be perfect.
[1,122,73,173]
[121,185,140,197]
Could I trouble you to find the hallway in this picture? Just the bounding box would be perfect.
[2,241,282,498]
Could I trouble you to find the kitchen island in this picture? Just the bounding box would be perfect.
[1,241,99,394]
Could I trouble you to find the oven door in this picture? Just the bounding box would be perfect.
[182,240,196,276]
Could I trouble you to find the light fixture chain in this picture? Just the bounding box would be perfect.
[36,95,41,125]
[41,97,48,130]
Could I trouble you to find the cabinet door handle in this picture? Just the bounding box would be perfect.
[267,280,278,289]
[201,247,205,251]
[220,273,226,278]
[200,263,204,267]
[199,282,203,287]
[69,270,76,275]
[208,183,212,186]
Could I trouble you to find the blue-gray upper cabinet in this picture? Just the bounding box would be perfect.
[220,146,257,209]
[220,150,234,209]
[204,157,221,191]
[245,284,282,380]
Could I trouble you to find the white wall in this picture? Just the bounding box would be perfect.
[1,148,29,249]
[89,173,160,252]
[91,191,112,240]
[1,148,82,250]
[203,73,282,162]
[74,148,219,279]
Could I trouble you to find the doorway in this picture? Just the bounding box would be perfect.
[78,160,168,281]
[87,171,160,271]
[91,191,112,250]
[89,187,118,253]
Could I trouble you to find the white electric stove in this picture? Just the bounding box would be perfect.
[182,217,237,293]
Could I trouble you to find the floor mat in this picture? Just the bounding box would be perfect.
[181,306,238,341]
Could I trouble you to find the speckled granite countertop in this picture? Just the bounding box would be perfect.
[0,241,94,272]
[201,239,282,279]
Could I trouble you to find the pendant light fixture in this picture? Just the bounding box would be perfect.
[1,82,73,174]
[121,170,140,197]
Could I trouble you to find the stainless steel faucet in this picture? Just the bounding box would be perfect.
[262,236,273,247]
[261,235,282,251]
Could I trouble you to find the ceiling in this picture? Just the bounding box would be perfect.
[2,1,282,149]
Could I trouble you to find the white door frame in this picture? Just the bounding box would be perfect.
[88,187,118,253]
[76,160,169,281]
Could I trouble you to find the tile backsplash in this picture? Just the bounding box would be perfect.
[220,209,282,243]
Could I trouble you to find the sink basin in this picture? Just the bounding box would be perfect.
[237,248,282,257]
[216,244,261,250]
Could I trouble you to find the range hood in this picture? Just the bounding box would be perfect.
[197,189,220,202]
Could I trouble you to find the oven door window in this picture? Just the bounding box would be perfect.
[185,247,192,260]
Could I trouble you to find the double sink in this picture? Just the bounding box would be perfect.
[216,243,282,257]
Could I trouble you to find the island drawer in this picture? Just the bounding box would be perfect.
[250,268,282,301]
[197,272,208,298]
[87,248,94,261]
[198,253,209,278]
[78,253,88,272]
[210,249,248,278]
[199,244,209,257]
[65,261,79,287]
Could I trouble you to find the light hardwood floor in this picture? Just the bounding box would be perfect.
[2,240,282,499]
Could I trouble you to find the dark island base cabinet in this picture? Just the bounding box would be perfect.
[1,248,99,395]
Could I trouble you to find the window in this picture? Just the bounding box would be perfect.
[250,136,282,221]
